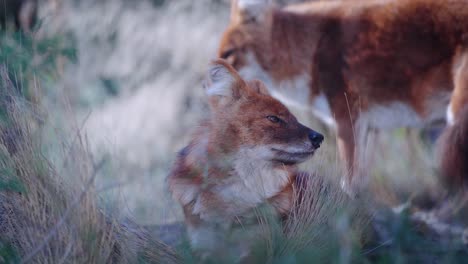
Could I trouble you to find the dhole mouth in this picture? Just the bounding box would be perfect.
[270,148,315,165]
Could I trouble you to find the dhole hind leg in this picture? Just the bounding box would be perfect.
[438,106,468,189]
[438,48,468,189]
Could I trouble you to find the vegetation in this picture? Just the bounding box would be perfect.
[0,23,179,263]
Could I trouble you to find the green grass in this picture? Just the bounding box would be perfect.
[0,30,76,103]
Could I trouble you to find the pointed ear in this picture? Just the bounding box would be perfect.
[204,59,246,100]
[231,0,272,24]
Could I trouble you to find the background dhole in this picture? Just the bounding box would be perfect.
[218,0,468,194]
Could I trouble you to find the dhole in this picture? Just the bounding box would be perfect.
[167,59,323,259]
[218,0,468,193]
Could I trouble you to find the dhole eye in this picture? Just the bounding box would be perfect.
[220,49,236,60]
[267,115,281,123]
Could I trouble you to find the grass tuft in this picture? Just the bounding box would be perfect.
[0,29,181,262]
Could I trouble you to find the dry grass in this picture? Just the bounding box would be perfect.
[0,65,180,263]
[253,168,371,263]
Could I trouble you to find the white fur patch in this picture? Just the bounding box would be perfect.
[236,0,270,23]
[236,147,291,198]
[311,93,336,128]
[238,52,311,109]
[238,53,275,86]
[360,102,423,130]
[360,98,452,130]
[237,0,268,10]
[213,146,291,209]
[447,102,455,126]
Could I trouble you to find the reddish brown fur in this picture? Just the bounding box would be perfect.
[168,60,323,258]
[219,0,468,190]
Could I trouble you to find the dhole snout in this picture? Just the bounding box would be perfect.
[270,126,323,165]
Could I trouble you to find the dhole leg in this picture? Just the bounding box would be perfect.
[438,49,468,189]
[438,105,468,189]
[337,122,357,196]
[337,118,373,196]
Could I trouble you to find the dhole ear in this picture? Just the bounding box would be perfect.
[248,80,270,96]
[204,59,245,100]
[231,0,272,24]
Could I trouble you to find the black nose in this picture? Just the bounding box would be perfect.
[308,131,324,148]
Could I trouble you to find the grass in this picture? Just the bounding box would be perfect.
[0,25,180,263]
[1,0,468,263]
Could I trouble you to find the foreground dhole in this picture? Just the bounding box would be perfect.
[218,0,468,193]
[168,60,323,260]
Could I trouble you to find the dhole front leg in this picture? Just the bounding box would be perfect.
[336,117,373,196]
[336,121,357,196]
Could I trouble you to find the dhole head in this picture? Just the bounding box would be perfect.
[218,0,272,70]
[205,59,323,165]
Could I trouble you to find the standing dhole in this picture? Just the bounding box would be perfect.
[218,0,468,194]
[167,59,323,260]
